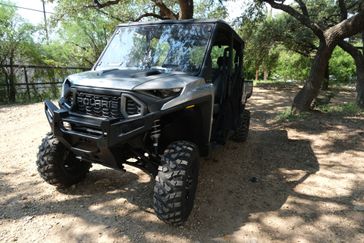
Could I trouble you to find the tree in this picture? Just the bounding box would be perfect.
[339,40,364,108]
[88,0,194,20]
[337,1,364,108]
[56,12,114,66]
[239,17,280,80]
[50,0,227,67]
[0,1,37,102]
[257,0,364,112]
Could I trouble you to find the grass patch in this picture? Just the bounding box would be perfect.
[317,102,364,115]
[253,80,300,90]
[253,80,290,86]
[275,107,310,122]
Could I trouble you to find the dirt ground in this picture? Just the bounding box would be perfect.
[0,86,363,243]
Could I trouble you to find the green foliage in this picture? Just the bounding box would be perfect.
[50,2,118,67]
[0,1,37,63]
[275,107,310,122]
[0,0,361,105]
[195,0,227,19]
[0,1,42,102]
[317,102,363,115]
[253,79,291,86]
[329,47,356,84]
[272,14,317,57]
[239,11,315,81]
[239,16,280,80]
[273,49,311,82]
[11,87,60,104]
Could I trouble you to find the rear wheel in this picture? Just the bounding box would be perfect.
[153,141,199,226]
[231,109,250,142]
[36,132,91,188]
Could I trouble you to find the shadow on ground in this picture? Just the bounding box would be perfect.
[1,86,363,242]
[0,128,323,242]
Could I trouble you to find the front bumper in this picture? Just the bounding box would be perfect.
[44,100,157,168]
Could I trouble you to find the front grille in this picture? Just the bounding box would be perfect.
[75,92,122,118]
[125,97,142,116]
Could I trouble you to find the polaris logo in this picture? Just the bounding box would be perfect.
[77,96,111,108]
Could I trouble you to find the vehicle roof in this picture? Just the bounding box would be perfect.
[117,19,244,44]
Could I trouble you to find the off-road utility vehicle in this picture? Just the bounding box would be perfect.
[37,19,252,225]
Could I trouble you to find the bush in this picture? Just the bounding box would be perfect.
[329,47,356,84]
[317,102,363,115]
[273,51,311,82]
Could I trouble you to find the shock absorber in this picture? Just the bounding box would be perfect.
[150,119,161,154]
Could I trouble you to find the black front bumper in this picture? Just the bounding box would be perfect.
[44,100,157,169]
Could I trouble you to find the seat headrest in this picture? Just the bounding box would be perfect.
[217,56,224,67]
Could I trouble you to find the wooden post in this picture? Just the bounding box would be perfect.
[24,67,31,101]
[4,71,9,100]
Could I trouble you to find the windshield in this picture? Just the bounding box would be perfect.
[95,23,214,74]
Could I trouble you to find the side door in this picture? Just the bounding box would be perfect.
[207,26,234,144]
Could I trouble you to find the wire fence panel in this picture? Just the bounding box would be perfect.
[0,64,89,103]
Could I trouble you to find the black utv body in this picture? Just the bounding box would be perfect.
[37,19,253,225]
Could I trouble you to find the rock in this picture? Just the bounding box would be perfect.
[23,216,34,222]
[249,176,258,183]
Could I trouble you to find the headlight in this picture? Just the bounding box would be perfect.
[61,79,71,97]
[61,79,73,108]
[144,88,182,99]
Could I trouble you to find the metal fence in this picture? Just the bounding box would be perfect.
[0,64,89,103]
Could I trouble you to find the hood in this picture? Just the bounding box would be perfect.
[67,69,201,91]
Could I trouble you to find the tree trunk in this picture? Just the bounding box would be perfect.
[291,10,364,113]
[262,2,364,112]
[255,67,259,81]
[178,0,193,19]
[263,65,268,81]
[321,65,330,90]
[339,41,364,108]
[292,40,335,112]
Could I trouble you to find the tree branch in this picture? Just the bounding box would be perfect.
[324,10,364,44]
[294,0,308,16]
[92,0,120,8]
[90,0,180,20]
[339,40,362,59]
[134,12,165,21]
[93,8,123,22]
[152,0,178,19]
[338,0,347,21]
[263,0,324,39]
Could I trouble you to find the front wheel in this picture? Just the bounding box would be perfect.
[153,141,199,226]
[36,132,91,188]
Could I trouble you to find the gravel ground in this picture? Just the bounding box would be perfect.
[0,86,363,243]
